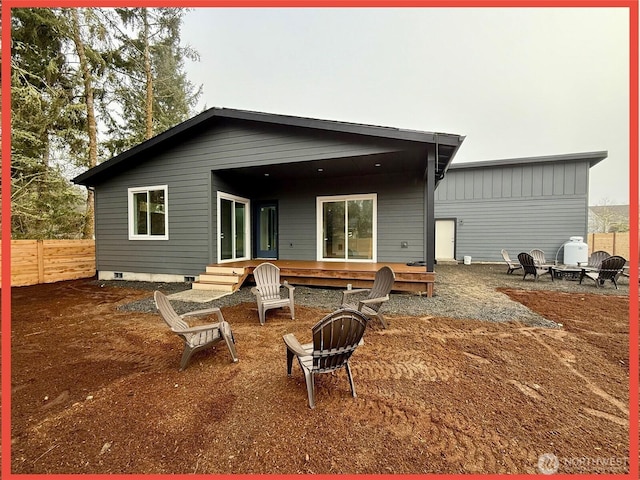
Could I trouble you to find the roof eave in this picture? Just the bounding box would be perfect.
[448,150,608,171]
[73,107,465,187]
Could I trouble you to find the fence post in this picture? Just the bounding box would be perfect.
[37,240,45,284]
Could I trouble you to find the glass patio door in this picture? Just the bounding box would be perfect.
[317,194,376,261]
[218,192,250,262]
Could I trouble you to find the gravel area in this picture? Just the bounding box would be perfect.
[108,262,629,329]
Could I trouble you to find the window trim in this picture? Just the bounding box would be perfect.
[128,185,169,240]
[316,193,377,262]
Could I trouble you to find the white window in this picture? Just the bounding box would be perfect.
[317,194,377,262]
[128,185,168,240]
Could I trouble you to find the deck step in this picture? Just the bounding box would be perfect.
[192,282,236,292]
[192,266,248,293]
[205,265,245,275]
[198,273,241,284]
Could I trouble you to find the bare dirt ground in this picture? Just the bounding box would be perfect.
[8,264,632,474]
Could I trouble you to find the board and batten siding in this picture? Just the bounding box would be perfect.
[434,161,590,262]
[94,121,406,276]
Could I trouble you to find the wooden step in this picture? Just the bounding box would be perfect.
[192,282,236,292]
[198,273,241,284]
[205,265,245,275]
[192,266,249,293]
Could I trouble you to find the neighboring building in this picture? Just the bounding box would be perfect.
[434,151,607,263]
[73,107,465,286]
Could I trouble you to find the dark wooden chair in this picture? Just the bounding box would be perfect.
[580,255,626,289]
[518,252,553,282]
[587,250,611,270]
[154,291,238,370]
[501,249,523,274]
[251,262,295,325]
[341,266,395,328]
[283,308,368,409]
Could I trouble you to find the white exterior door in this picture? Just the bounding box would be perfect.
[435,219,456,260]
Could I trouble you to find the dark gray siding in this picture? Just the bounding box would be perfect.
[268,172,426,263]
[94,122,408,275]
[434,161,590,262]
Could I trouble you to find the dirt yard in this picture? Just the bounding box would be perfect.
[8,265,631,474]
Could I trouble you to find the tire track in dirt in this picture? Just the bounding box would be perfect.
[524,330,628,416]
[582,408,629,427]
[355,359,455,382]
[84,335,174,372]
[507,380,543,401]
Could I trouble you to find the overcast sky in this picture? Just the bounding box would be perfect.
[181,7,630,205]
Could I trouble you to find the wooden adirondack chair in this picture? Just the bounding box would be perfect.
[154,291,238,370]
[283,308,369,409]
[251,262,295,325]
[529,248,547,266]
[341,266,395,328]
[518,252,553,282]
[501,249,523,274]
[587,250,611,270]
[580,255,626,289]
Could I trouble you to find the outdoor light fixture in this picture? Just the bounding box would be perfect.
[264,173,270,177]
[317,168,324,172]
[374,163,381,167]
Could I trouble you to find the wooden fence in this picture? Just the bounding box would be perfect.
[0,240,96,287]
[587,232,630,259]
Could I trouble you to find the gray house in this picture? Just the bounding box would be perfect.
[74,108,465,294]
[433,151,607,264]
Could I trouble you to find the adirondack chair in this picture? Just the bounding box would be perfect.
[251,262,295,325]
[587,250,611,270]
[579,255,626,289]
[283,308,369,409]
[518,252,553,282]
[501,249,523,274]
[341,266,395,328]
[154,291,238,370]
[529,248,547,266]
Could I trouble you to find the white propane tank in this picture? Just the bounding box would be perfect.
[563,236,589,266]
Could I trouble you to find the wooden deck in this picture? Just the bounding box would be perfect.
[207,260,435,296]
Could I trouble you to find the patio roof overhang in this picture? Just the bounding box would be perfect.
[73,107,465,187]
[214,144,460,185]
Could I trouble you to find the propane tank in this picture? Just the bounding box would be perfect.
[563,236,589,265]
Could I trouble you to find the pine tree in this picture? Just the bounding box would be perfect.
[104,7,202,154]
[10,8,86,239]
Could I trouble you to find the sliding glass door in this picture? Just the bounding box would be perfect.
[317,194,376,261]
[218,192,250,262]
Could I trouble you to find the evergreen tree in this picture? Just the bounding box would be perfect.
[104,7,201,154]
[8,7,202,239]
[10,8,86,239]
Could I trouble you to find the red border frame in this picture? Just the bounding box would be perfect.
[1,2,638,479]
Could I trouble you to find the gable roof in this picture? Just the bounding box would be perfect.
[73,107,465,187]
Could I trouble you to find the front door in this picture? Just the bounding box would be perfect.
[255,202,278,259]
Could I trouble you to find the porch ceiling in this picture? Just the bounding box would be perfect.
[215,146,457,183]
